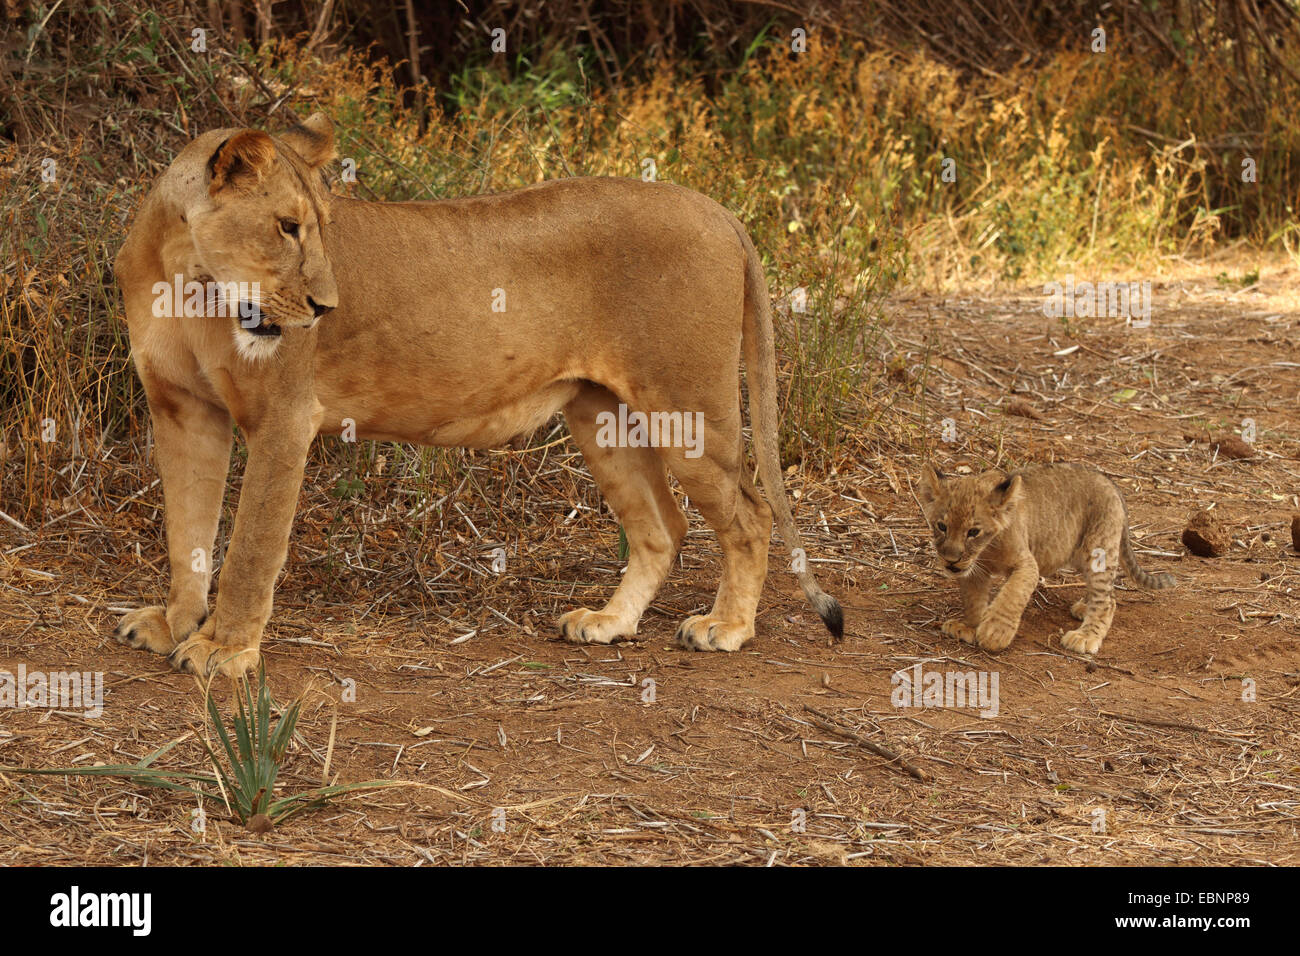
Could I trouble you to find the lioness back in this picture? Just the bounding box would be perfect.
[308,176,754,443]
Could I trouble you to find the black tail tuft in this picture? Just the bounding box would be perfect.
[814,593,844,641]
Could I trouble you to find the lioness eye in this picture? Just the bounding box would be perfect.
[967,528,981,538]
[279,219,300,238]
[936,522,947,533]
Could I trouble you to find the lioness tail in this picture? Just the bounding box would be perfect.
[731,219,844,640]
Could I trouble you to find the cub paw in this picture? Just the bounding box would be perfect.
[675,615,753,652]
[114,606,178,654]
[1069,598,1087,622]
[940,618,977,644]
[558,608,635,645]
[975,617,1018,652]
[1061,627,1104,656]
[167,634,260,677]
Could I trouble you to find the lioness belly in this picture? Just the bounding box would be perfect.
[424,380,580,448]
[319,379,580,448]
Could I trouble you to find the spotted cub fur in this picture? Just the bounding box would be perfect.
[918,462,1175,655]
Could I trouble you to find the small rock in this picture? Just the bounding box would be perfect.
[1291,514,1300,552]
[1182,510,1230,557]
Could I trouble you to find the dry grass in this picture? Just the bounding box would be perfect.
[9,2,1300,516]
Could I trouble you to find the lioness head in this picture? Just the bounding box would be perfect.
[918,464,1024,577]
[186,112,340,359]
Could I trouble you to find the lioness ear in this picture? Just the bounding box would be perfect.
[208,130,276,195]
[279,112,336,169]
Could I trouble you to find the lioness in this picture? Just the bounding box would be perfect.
[918,462,1175,655]
[112,113,843,676]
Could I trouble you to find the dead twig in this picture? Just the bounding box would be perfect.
[802,706,929,782]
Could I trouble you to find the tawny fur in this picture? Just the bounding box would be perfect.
[917,462,1175,656]
[111,112,842,677]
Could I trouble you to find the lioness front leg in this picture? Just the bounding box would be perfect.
[976,559,1038,652]
[115,382,232,656]
[168,419,314,677]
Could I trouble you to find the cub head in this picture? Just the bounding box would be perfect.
[185,112,340,359]
[917,464,1023,577]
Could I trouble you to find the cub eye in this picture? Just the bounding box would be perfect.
[279,219,300,238]
[967,528,981,538]
[936,522,947,533]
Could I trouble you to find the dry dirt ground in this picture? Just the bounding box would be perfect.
[2,269,1298,865]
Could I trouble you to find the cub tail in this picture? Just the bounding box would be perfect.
[1120,525,1176,590]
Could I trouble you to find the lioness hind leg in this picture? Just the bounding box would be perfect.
[558,385,688,645]
[674,470,770,652]
[659,433,771,653]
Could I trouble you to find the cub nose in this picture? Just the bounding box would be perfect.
[307,297,333,318]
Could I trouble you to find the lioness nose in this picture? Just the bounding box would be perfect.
[308,297,333,318]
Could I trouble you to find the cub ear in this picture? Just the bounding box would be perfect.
[208,130,276,195]
[993,473,1024,508]
[279,112,337,169]
[919,463,944,503]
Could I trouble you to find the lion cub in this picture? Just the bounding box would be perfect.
[918,462,1175,655]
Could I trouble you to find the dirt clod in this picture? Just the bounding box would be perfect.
[1210,436,1255,459]
[1182,510,1230,557]
[1004,398,1044,420]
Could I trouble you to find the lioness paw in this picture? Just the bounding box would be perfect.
[675,615,752,652]
[114,606,178,654]
[940,618,977,644]
[558,608,636,645]
[1069,598,1088,621]
[167,635,260,677]
[1061,627,1104,656]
